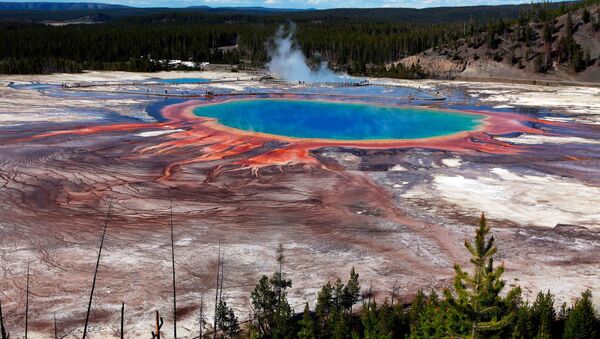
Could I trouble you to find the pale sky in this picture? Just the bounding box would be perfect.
[0,0,566,9]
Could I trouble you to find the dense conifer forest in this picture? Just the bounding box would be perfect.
[0,1,586,75]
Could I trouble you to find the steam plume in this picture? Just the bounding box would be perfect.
[267,24,343,83]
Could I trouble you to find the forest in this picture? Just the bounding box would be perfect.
[1,214,597,338]
[0,1,585,75]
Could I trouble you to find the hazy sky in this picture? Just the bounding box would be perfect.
[0,0,565,9]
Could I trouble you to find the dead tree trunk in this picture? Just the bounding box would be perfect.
[212,243,221,339]
[219,263,224,309]
[170,203,177,339]
[151,310,164,339]
[199,294,204,339]
[120,302,124,339]
[390,281,399,307]
[82,201,112,339]
[25,262,30,339]
[0,297,8,339]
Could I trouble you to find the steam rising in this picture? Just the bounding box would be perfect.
[267,24,342,83]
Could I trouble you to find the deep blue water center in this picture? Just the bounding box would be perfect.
[160,78,210,84]
[192,99,484,140]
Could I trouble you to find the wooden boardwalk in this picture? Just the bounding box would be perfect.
[62,78,446,101]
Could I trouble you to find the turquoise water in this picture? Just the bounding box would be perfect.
[160,78,210,84]
[193,99,484,140]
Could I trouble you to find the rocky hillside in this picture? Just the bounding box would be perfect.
[399,3,600,83]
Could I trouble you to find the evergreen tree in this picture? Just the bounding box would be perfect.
[250,244,293,338]
[215,299,240,338]
[555,302,569,338]
[444,213,517,338]
[511,303,534,339]
[565,13,573,40]
[410,290,451,338]
[499,286,531,338]
[251,275,277,336]
[583,8,591,24]
[273,297,294,339]
[531,291,556,338]
[330,279,349,339]
[333,279,345,312]
[572,48,587,72]
[563,290,599,339]
[271,244,293,338]
[408,290,427,334]
[298,303,316,339]
[316,282,334,337]
[342,267,361,312]
[330,310,349,339]
[361,302,392,339]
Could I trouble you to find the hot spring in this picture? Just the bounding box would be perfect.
[193,99,485,140]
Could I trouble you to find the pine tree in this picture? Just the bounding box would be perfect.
[583,8,591,24]
[555,302,569,338]
[333,279,345,311]
[215,299,239,338]
[272,297,293,339]
[249,244,292,338]
[410,291,451,338]
[298,303,316,339]
[562,290,599,339]
[342,268,361,312]
[360,302,392,339]
[499,286,528,338]
[250,275,277,336]
[531,291,556,339]
[408,290,427,334]
[511,303,534,339]
[444,213,516,339]
[330,310,349,339]
[331,280,348,338]
[315,282,334,337]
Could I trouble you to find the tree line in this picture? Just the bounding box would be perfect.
[4,213,595,338]
[229,213,598,339]
[0,9,491,75]
[1,2,594,76]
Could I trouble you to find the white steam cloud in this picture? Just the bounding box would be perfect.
[267,24,343,83]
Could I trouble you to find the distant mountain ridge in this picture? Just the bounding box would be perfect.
[0,2,311,12]
[0,2,130,10]
[0,2,574,25]
[186,6,312,12]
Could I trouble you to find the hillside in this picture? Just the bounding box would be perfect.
[0,2,129,10]
[0,2,568,24]
[398,3,600,83]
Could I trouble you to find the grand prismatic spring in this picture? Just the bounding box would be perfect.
[191,99,484,140]
[0,71,599,337]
